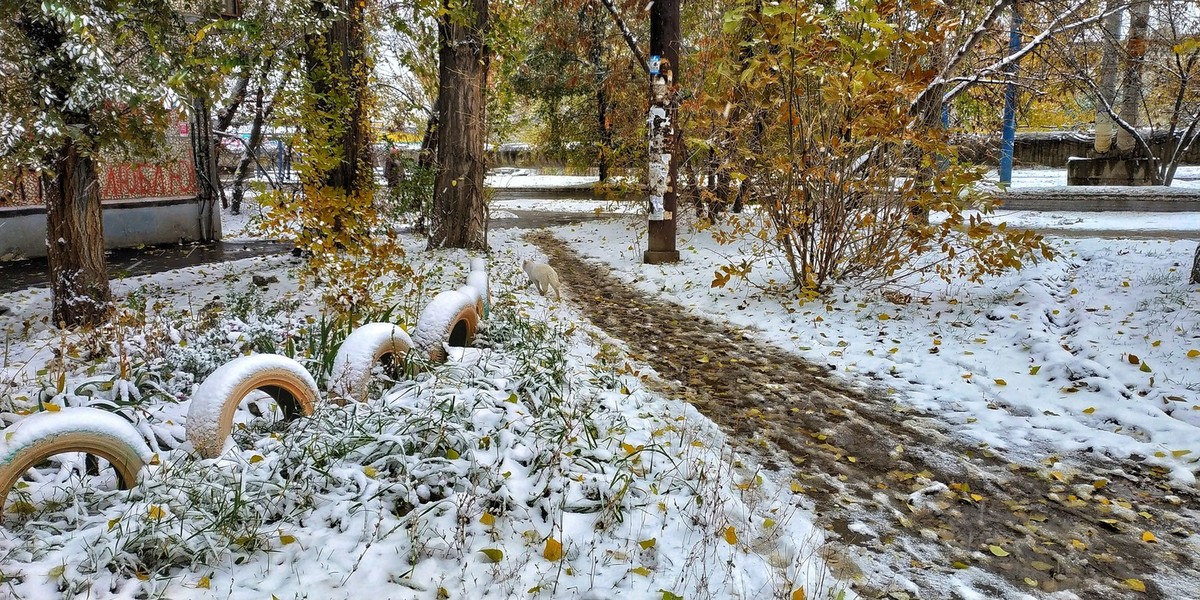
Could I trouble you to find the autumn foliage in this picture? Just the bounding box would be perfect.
[702,0,1054,295]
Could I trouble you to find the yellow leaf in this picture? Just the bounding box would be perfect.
[480,548,503,562]
[197,576,211,589]
[148,505,166,520]
[445,448,460,459]
[1024,577,1038,587]
[724,527,738,545]
[792,588,807,600]
[1029,365,1041,375]
[1031,561,1054,571]
[44,403,61,412]
[988,545,1009,557]
[48,565,65,578]
[544,537,563,561]
[1093,479,1108,489]
[640,538,657,549]
[249,454,264,464]
[1151,340,1161,347]
[951,561,970,569]
[1125,578,1146,592]
[1070,288,1078,294]
[480,513,496,527]
[279,534,296,545]
[993,378,1007,386]
[363,466,377,477]
[1141,531,1157,543]
[632,566,652,577]
[791,481,804,493]
[1140,362,1152,373]
[1070,539,1087,550]
[878,313,890,321]
[1187,349,1199,358]
[763,518,777,528]
[970,493,983,502]
[1083,407,1096,414]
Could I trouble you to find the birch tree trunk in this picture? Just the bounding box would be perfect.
[428,0,489,251]
[1115,0,1150,154]
[1094,0,1122,154]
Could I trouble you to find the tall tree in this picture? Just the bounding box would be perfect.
[427,0,489,250]
[1,0,180,327]
[306,0,373,198]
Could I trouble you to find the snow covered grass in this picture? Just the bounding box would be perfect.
[0,233,839,599]
[552,213,1200,485]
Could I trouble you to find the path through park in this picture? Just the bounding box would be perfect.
[529,231,1200,599]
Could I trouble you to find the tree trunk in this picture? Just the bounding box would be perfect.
[306,0,371,196]
[1094,0,1122,154]
[428,0,489,251]
[644,0,681,264]
[588,0,611,183]
[232,85,269,215]
[1115,0,1150,155]
[191,96,221,240]
[43,138,111,327]
[1191,242,1200,285]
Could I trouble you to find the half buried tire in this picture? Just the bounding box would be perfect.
[328,323,414,403]
[466,271,489,318]
[0,407,152,521]
[186,354,320,459]
[412,290,479,362]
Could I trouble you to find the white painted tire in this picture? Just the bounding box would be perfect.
[328,323,414,402]
[458,284,485,320]
[470,257,487,273]
[1,408,152,521]
[466,271,490,318]
[413,290,480,362]
[187,354,320,459]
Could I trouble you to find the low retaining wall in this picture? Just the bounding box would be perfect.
[0,197,218,260]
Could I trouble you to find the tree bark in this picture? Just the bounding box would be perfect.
[231,85,269,214]
[644,0,681,263]
[428,0,489,251]
[43,138,112,327]
[191,95,221,240]
[588,0,611,182]
[1094,0,1122,154]
[1115,0,1150,155]
[1191,242,1200,285]
[306,0,371,196]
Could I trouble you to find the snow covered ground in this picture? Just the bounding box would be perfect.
[1,168,1199,598]
[0,220,834,599]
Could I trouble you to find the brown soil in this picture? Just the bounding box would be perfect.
[528,231,1200,600]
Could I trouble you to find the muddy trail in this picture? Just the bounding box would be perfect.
[528,232,1200,600]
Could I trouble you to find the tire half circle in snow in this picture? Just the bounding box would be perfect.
[413,290,479,362]
[186,354,320,459]
[328,323,413,402]
[0,407,152,522]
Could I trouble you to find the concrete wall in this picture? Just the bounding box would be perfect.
[0,197,216,260]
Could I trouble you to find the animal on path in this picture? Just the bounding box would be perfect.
[522,259,562,300]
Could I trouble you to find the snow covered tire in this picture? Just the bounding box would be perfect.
[0,408,152,521]
[466,271,489,318]
[328,323,414,402]
[413,290,479,362]
[186,354,320,458]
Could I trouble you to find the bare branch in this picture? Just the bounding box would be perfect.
[597,0,649,74]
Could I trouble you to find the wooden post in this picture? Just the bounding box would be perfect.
[644,0,680,264]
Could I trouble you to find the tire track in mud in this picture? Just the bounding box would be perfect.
[528,231,1200,599]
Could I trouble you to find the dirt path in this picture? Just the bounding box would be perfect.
[528,231,1200,600]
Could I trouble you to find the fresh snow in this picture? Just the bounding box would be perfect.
[186,354,320,457]
[328,322,415,401]
[0,407,154,465]
[0,167,1198,599]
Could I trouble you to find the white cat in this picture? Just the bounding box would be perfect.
[522,259,562,300]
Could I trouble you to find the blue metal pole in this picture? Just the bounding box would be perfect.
[999,4,1022,186]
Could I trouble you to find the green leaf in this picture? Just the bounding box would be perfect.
[480,548,503,562]
[988,545,1009,557]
